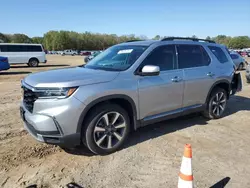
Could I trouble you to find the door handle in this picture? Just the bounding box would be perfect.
[207,72,215,77]
[171,76,182,82]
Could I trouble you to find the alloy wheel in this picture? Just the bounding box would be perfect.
[93,112,127,149]
[211,92,226,116]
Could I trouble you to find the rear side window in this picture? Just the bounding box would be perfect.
[230,54,239,60]
[141,45,176,71]
[208,46,228,63]
[177,45,211,69]
[26,45,43,52]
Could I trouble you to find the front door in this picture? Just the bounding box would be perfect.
[137,45,184,120]
[176,44,215,107]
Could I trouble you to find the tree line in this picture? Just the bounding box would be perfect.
[0,31,250,50]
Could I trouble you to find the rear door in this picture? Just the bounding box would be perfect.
[138,45,184,120]
[176,44,214,107]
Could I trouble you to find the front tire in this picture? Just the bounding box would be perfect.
[82,104,130,155]
[28,58,39,67]
[202,88,227,119]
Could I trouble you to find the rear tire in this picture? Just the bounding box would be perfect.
[28,58,39,67]
[82,104,130,155]
[202,87,228,119]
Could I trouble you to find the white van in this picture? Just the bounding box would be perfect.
[0,43,47,67]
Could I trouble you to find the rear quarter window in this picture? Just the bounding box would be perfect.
[208,46,229,63]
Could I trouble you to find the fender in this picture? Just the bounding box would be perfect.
[76,94,138,134]
[205,79,231,103]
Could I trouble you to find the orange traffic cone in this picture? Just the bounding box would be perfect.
[178,144,193,188]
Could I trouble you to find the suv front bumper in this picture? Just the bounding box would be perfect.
[20,96,85,147]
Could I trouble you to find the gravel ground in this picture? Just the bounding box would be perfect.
[0,55,250,188]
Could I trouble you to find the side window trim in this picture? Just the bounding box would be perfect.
[135,44,178,73]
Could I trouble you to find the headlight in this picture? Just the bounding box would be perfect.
[36,87,78,99]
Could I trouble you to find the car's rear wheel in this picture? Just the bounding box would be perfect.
[202,87,227,119]
[82,104,130,155]
[28,58,39,67]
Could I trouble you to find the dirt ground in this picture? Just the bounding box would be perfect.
[0,55,250,188]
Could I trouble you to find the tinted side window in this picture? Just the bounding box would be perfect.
[26,45,42,52]
[1,45,25,52]
[230,54,239,60]
[0,45,8,52]
[208,46,228,63]
[177,45,211,69]
[0,45,43,52]
[6,45,19,52]
[141,45,176,71]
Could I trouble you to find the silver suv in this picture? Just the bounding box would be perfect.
[20,37,242,155]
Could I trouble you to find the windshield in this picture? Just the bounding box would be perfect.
[85,45,147,71]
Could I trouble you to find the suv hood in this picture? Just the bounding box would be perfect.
[24,67,119,88]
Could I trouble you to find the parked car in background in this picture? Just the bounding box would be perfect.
[0,56,10,71]
[20,37,242,155]
[247,50,250,57]
[246,65,250,83]
[61,49,78,56]
[80,51,91,56]
[84,51,102,62]
[230,52,247,70]
[239,51,247,57]
[0,43,47,67]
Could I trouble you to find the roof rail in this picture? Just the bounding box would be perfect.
[161,37,216,43]
[125,40,145,43]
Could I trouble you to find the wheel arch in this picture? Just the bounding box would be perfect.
[77,94,138,135]
[206,80,231,103]
[29,57,39,63]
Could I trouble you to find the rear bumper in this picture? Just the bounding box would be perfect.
[231,72,242,95]
[42,60,47,63]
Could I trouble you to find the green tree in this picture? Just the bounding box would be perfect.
[43,31,60,50]
[153,35,161,40]
[206,36,211,40]
[191,35,198,39]
[213,35,231,46]
[11,34,32,43]
[228,36,250,49]
[0,33,10,43]
[32,37,43,44]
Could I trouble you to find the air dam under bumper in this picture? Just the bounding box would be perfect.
[20,98,84,147]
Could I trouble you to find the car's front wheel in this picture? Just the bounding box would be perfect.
[82,104,130,155]
[203,87,228,119]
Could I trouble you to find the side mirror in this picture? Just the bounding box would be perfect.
[140,65,160,76]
